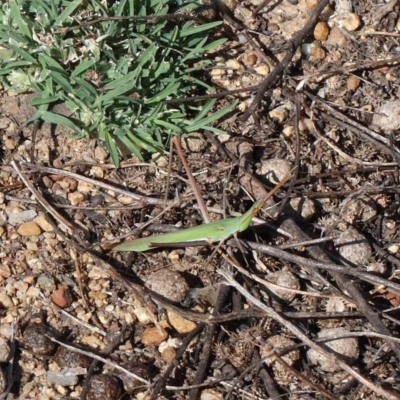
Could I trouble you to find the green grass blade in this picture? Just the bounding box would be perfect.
[192,99,216,122]
[71,60,96,77]
[144,81,180,104]
[30,96,61,106]
[184,100,238,132]
[54,0,81,26]
[40,110,83,135]
[9,0,32,39]
[104,130,120,167]
[153,119,181,132]
[117,133,144,160]
[7,44,37,63]
[179,21,222,37]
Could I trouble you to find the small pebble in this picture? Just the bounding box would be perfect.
[94,147,109,162]
[254,64,270,76]
[341,13,361,31]
[112,362,150,394]
[167,310,197,333]
[162,347,176,363]
[260,159,292,184]
[5,206,22,215]
[42,176,53,188]
[0,119,10,129]
[134,307,153,325]
[314,21,329,41]
[0,324,11,339]
[327,27,347,48]
[17,222,41,237]
[52,285,73,308]
[34,215,54,232]
[37,275,56,292]
[53,159,63,168]
[335,229,371,266]
[141,327,168,346]
[307,328,359,372]
[87,374,122,400]
[269,106,287,123]
[50,174,64,182]
[60,177,78,191]
[90,166,104,178]
[290,197,315,219]
[8,210,37,226]
[77,181,95,194]
[225,59,244,70]
[91,194,105,206]
[210,68,226,77]
[372,100,400,130]
[244,54,257,66]
[347,76,360,91]
[118,196,135,205]
[0,293,13,309]
[309,42,325,61]
[68,192,85,206]
[0,263,9,279]
[145,270,189,303]
[264,270,300,302]
[47,368,83,387]
[201,390,223,400]
[53,344,92,369]
[4,139,16,150]
[305,0,319,8]
[26,241,38,251]
[181,132,207,153]
[22,323,58,356]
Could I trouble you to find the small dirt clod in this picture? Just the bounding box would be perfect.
[307,327,359,372]
[145,269,189,303]
[86,374,122,400]
[22,323,58,356]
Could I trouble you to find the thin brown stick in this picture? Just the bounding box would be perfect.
[11,159,84,237]
[171,136,210,222]
[21,161,167,206]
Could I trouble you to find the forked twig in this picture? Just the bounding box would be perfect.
[11,159,84,237]
[20,161,167,206]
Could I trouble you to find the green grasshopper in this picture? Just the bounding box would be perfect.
[113,171,292,252]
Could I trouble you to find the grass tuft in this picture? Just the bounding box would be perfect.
[0,0,236,166]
